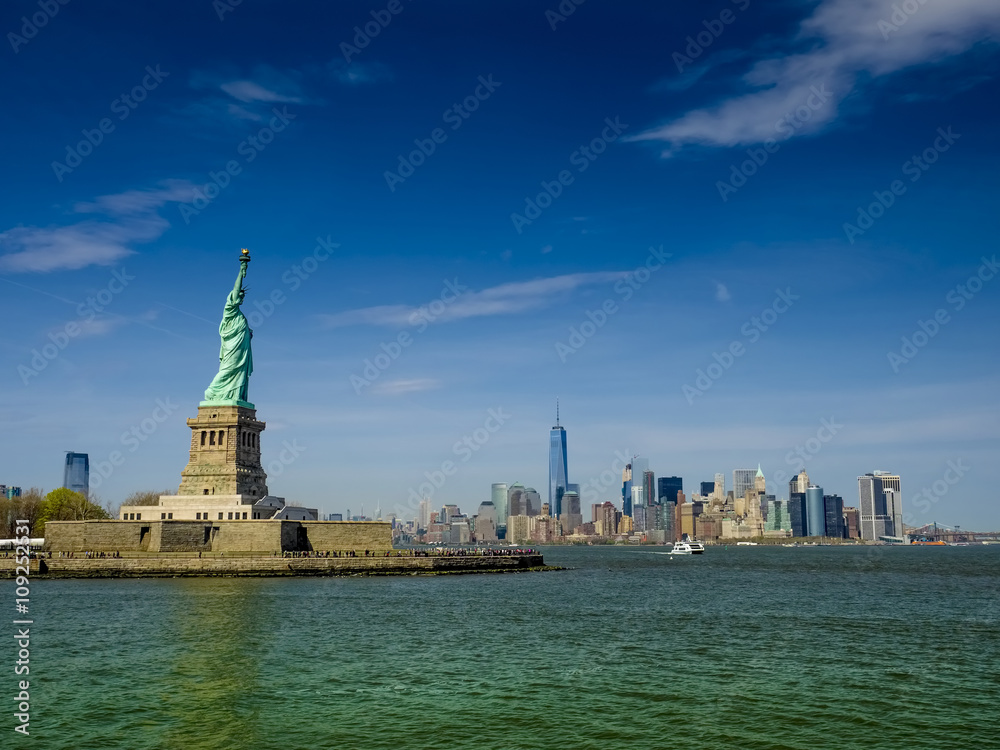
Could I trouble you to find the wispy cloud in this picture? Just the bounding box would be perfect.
[326,59,393,86]
[631,0,1000,155]
[715,282,731,302]
[370,378,441,396]
[0,180,197,273]
[320,272,628,328]
[219,80,303,104]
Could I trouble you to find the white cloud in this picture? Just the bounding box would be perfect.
[326,60,393,86]
[370,378,441,396]
[631,0,1000,155]
[541,245,553,254]
[715,282,731,302]
[319,272,627,328]
[0,180,197,273]
[219,80,303,104]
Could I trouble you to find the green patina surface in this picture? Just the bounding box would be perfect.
[203,253,254,408]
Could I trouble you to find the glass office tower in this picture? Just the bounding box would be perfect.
[549,405,568,517]
[63,452,90,497]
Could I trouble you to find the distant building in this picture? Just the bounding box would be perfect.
[733,468,755,500]
[508,484,526,516]
[765,498,791,532]
[806,485,825,537]
[524,488,541,517]
[621,463,633,517]
[492,483,508,527]
[823,494,845,538]
[658,476,683,505]
[843,506,860,538]
[475,501,498,543]
[789,469,810,498]
[64,452,89,497]
[560,490,582,535]
[597,501,619,537]
[700,481,714,496]
[327,513,343,521]
[507,514,532,543]
[714,473,725,500]
[642,470,655,512]
[858,472,903,540]
[418,499,432,529]
[789,493,807,537]
[549,402,568,517]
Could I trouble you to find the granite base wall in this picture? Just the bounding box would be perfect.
[43,519,393,554]
[0,554,546,578]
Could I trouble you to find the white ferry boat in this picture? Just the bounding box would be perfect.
[669,540,705,555]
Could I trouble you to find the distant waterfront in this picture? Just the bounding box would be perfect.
[18,545,999,749]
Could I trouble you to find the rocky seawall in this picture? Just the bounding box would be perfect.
[1,553,551,578]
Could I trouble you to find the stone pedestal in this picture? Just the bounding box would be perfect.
[178,405,269,498]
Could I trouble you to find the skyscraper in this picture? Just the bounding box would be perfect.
[63,452,89,497]
[789,493,807,537]
[700,481,714,496]
[622,462,633,517]
[658,476,683,505]
[823,494,845,538]
[733,468,755,500]
[643,470,655,510]
[491,482,508,528]
[560,490,582,534]
[508,483,526,516]
[806,485,825,537]
[789,469,810,498]
[548,402,568,517]
[858,472,902,540]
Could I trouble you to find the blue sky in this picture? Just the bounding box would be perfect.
[1,0,998,529]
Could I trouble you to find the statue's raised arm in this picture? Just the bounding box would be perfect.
[202,250,255,407]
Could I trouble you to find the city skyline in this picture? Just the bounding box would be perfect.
[1,0,997,530]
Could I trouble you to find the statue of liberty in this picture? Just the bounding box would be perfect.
[202,249,254,407]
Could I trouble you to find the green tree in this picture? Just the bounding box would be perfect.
[37,488,109,532]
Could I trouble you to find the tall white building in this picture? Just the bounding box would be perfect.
[418,498,432,529]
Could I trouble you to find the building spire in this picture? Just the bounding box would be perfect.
[556,398,560,426]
